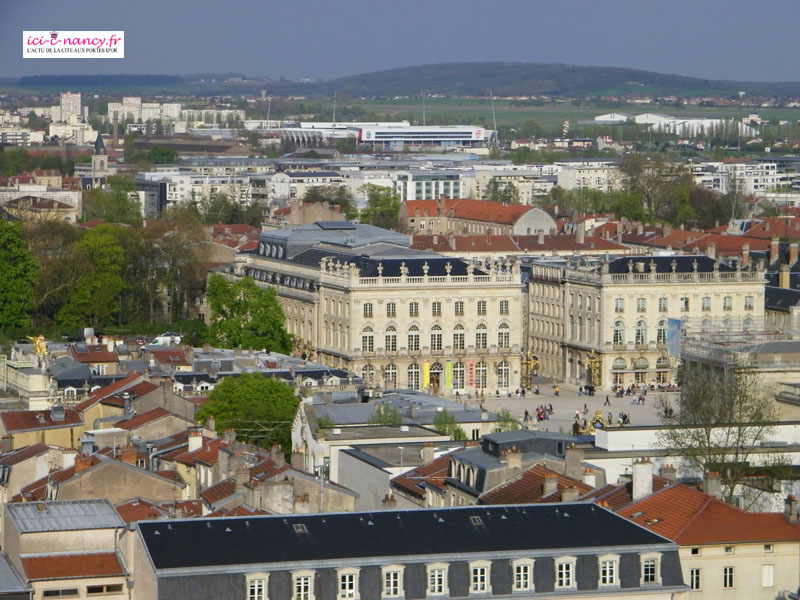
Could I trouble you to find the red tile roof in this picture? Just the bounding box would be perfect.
[116,407,171,431]
[404,198,534,225]
[22,552,123,581]
[206,505,269,518]
[478,465,592,504]
[200,457,292,505]
[173,437,227,467]
[115,498,166,523]
[0,443,50,466]
[99,381,158,408]
[200,478,236,505]
[619,484,800,545]
[391,453,453,498]
[579,475,674,511]
[1,409,83,433]
[68,343,119,364]
[75,372,145,412]
[149,349,190,367]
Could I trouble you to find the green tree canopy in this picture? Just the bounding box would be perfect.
[368,404,403,426]
[302,185,358,220]
[0,222,39,332]
[147,146,178,164]
[482,179,520,204]
[57,225,125,328]
[205,274,292,353]
[82,175,141,225]
[196,373,299,452]
[492,408,521,433]
[433,408,467,441]
[359,184,401,230]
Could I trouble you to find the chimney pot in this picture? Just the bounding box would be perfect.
[632,457,653,501]
[74,454,93,474]
[785,495,798,522]
[703,471,722,498]
[543,473,558,496]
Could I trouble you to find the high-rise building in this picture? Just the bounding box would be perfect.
[59,92,82,122]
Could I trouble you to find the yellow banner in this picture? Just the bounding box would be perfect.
[445,360,452,388]
[423,360,430,389]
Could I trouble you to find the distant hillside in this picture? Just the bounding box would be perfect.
[312,62,800,98]
[17,74,185,88]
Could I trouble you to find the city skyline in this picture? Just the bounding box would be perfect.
[1,0,799,83]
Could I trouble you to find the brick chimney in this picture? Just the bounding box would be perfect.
[582,467,596,488]
[235,464,250,488]
[270,443,285,466]
[770,237,780,265]
[659,464,677,482]
[74,455,94,474]
[422,442,434,464]
[561,486,580,502]
[542,473,558,496]
[632,458,653,501]
[703,471,722,498]
[120,445,137,466]
[741,243,750,268]
[784,495,798,522]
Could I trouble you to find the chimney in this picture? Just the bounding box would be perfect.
[504,447,522,470]
[784,495,798,522]
[537,229,545,245]
[207,415,216,434]
[741,243,750,268]
[659,464,677,482]
[706,243,716,260]
[79,436,95,455]
[703,471,722,498]
[576,221,585,244]
[74,455,93,474]
[780,264,790,289]
[632,458,653,501]
[223,428,236,444]
[636,222,644,235]
[480,408,488,421]
[112,111,119,147]
[382,493,398,510]
[106,339,114,353]
[235,464,250,488]
[188,429,203,452]
[582,467,596,488]
[542,473,558,496]
[0,436,11,453]
[561,486,580,502]
[270,443,285,466]
[409,404,418,419]
[771,237,780,264]
[120,445,137,466]
[564,444,584,480]
[422,442,434,464]
[791,243,799,267]
[663,223,672,237]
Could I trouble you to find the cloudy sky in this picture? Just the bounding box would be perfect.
[2,0,798,82]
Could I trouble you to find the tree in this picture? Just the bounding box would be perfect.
[147,146,178,164]
[359,184,401,230]
[302,185,358,220]
[619,154,692,221]
[433,409,467,441]
[196,373,299,453]
[82,175,141,225]
[0,222,38,332]
[655,364,788,507]
[57,225,125,328]
[482,179,520,204]
[492,408,521,433]
[205,274,293,353]
[368,404,403,426]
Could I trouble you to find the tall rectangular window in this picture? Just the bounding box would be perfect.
[248,579,266,600]
[477,300,487,316]
[293,574,313,600]
[363,303,373,318]
[386,302,396,318]
[723,296,733,311]
[513,561,532,591]
[409,302,419,317]
[454,301,464,316]
[499,300,509,315]
[642,559,657,583]
[471,565,488,593]
[339,573,356,599]
[762,564,773,588]
[723,566,734,589]
[637,298,646,312]
[383,570,401,597]
[600,560,616,585]
[615,298,625,313]
[744,296,754,310]
[680,297,690,312]
[432,301,442,317]
[690,568,700,590]
[556,562,573,588]
[427,565,447,595]
[658,297,668,312]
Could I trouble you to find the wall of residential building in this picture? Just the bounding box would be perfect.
[56,464,187,504]
[678,540,799,600]
[31,576,127,600]
[5,427,83,452]
[336,451,392,511]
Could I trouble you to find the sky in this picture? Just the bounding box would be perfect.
[1,0,799,83]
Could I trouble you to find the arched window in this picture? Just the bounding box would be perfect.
[743,317,754,332]
[612,357,627,370]
[361,364,375,383]
[361,326,374,353]
[453,324,465,350]
[430,324,443,351]
[722,318,732,332]
[701,318,712,333]
[635,320,647,346]
[475,323,488,350]
[656,356,670,370]
[497,360,510,388]
[613,321,625,346]
[385,326,397,352]
[430,362,444,375]
[657,320,667,345]
[408,325,420,351]
[578,317,583,341]
[475,361,488,389]
[497,323,510,349]
[384,364,397,387]
[408,363,420,390]
[453,362,465,389]
[569,316,576,339]
[633,357,649,370]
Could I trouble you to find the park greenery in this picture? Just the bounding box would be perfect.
[433,408,467,441]
[196,373,299,454]
[368,404,403,426]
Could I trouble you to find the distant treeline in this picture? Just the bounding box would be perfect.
[17,74,185,87]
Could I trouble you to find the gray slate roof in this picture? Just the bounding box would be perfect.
[6,499,123,533]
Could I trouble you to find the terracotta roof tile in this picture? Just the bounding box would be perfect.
[479,465,592,504]
[22,552,123,581]
[200,478,235,505]
[149,349,190,367]
[619,484,800,545]
[68,343,119,364]
[579,475,673,511]
[391,453,453,498]
[75,373,147,412]
[1,409,83,433]
[404,198,534,226]
[0,443,50,466]
[205,505,269,518]
[173,437,226,467]
[116,407,171,431]
[115,499,166,523]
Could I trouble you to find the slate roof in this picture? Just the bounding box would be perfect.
[21,552,123,581]
[6,499,123,533]
[618,484,800,545]
[0,552,28,594]
[138,504,674,570]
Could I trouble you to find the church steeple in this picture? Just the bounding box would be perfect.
[92,131,107,156]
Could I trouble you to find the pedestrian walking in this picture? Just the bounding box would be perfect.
[604,395,610,406]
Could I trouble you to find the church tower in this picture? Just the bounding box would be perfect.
[91,132,107,173]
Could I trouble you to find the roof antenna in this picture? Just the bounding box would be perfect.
[489,91,498,148]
